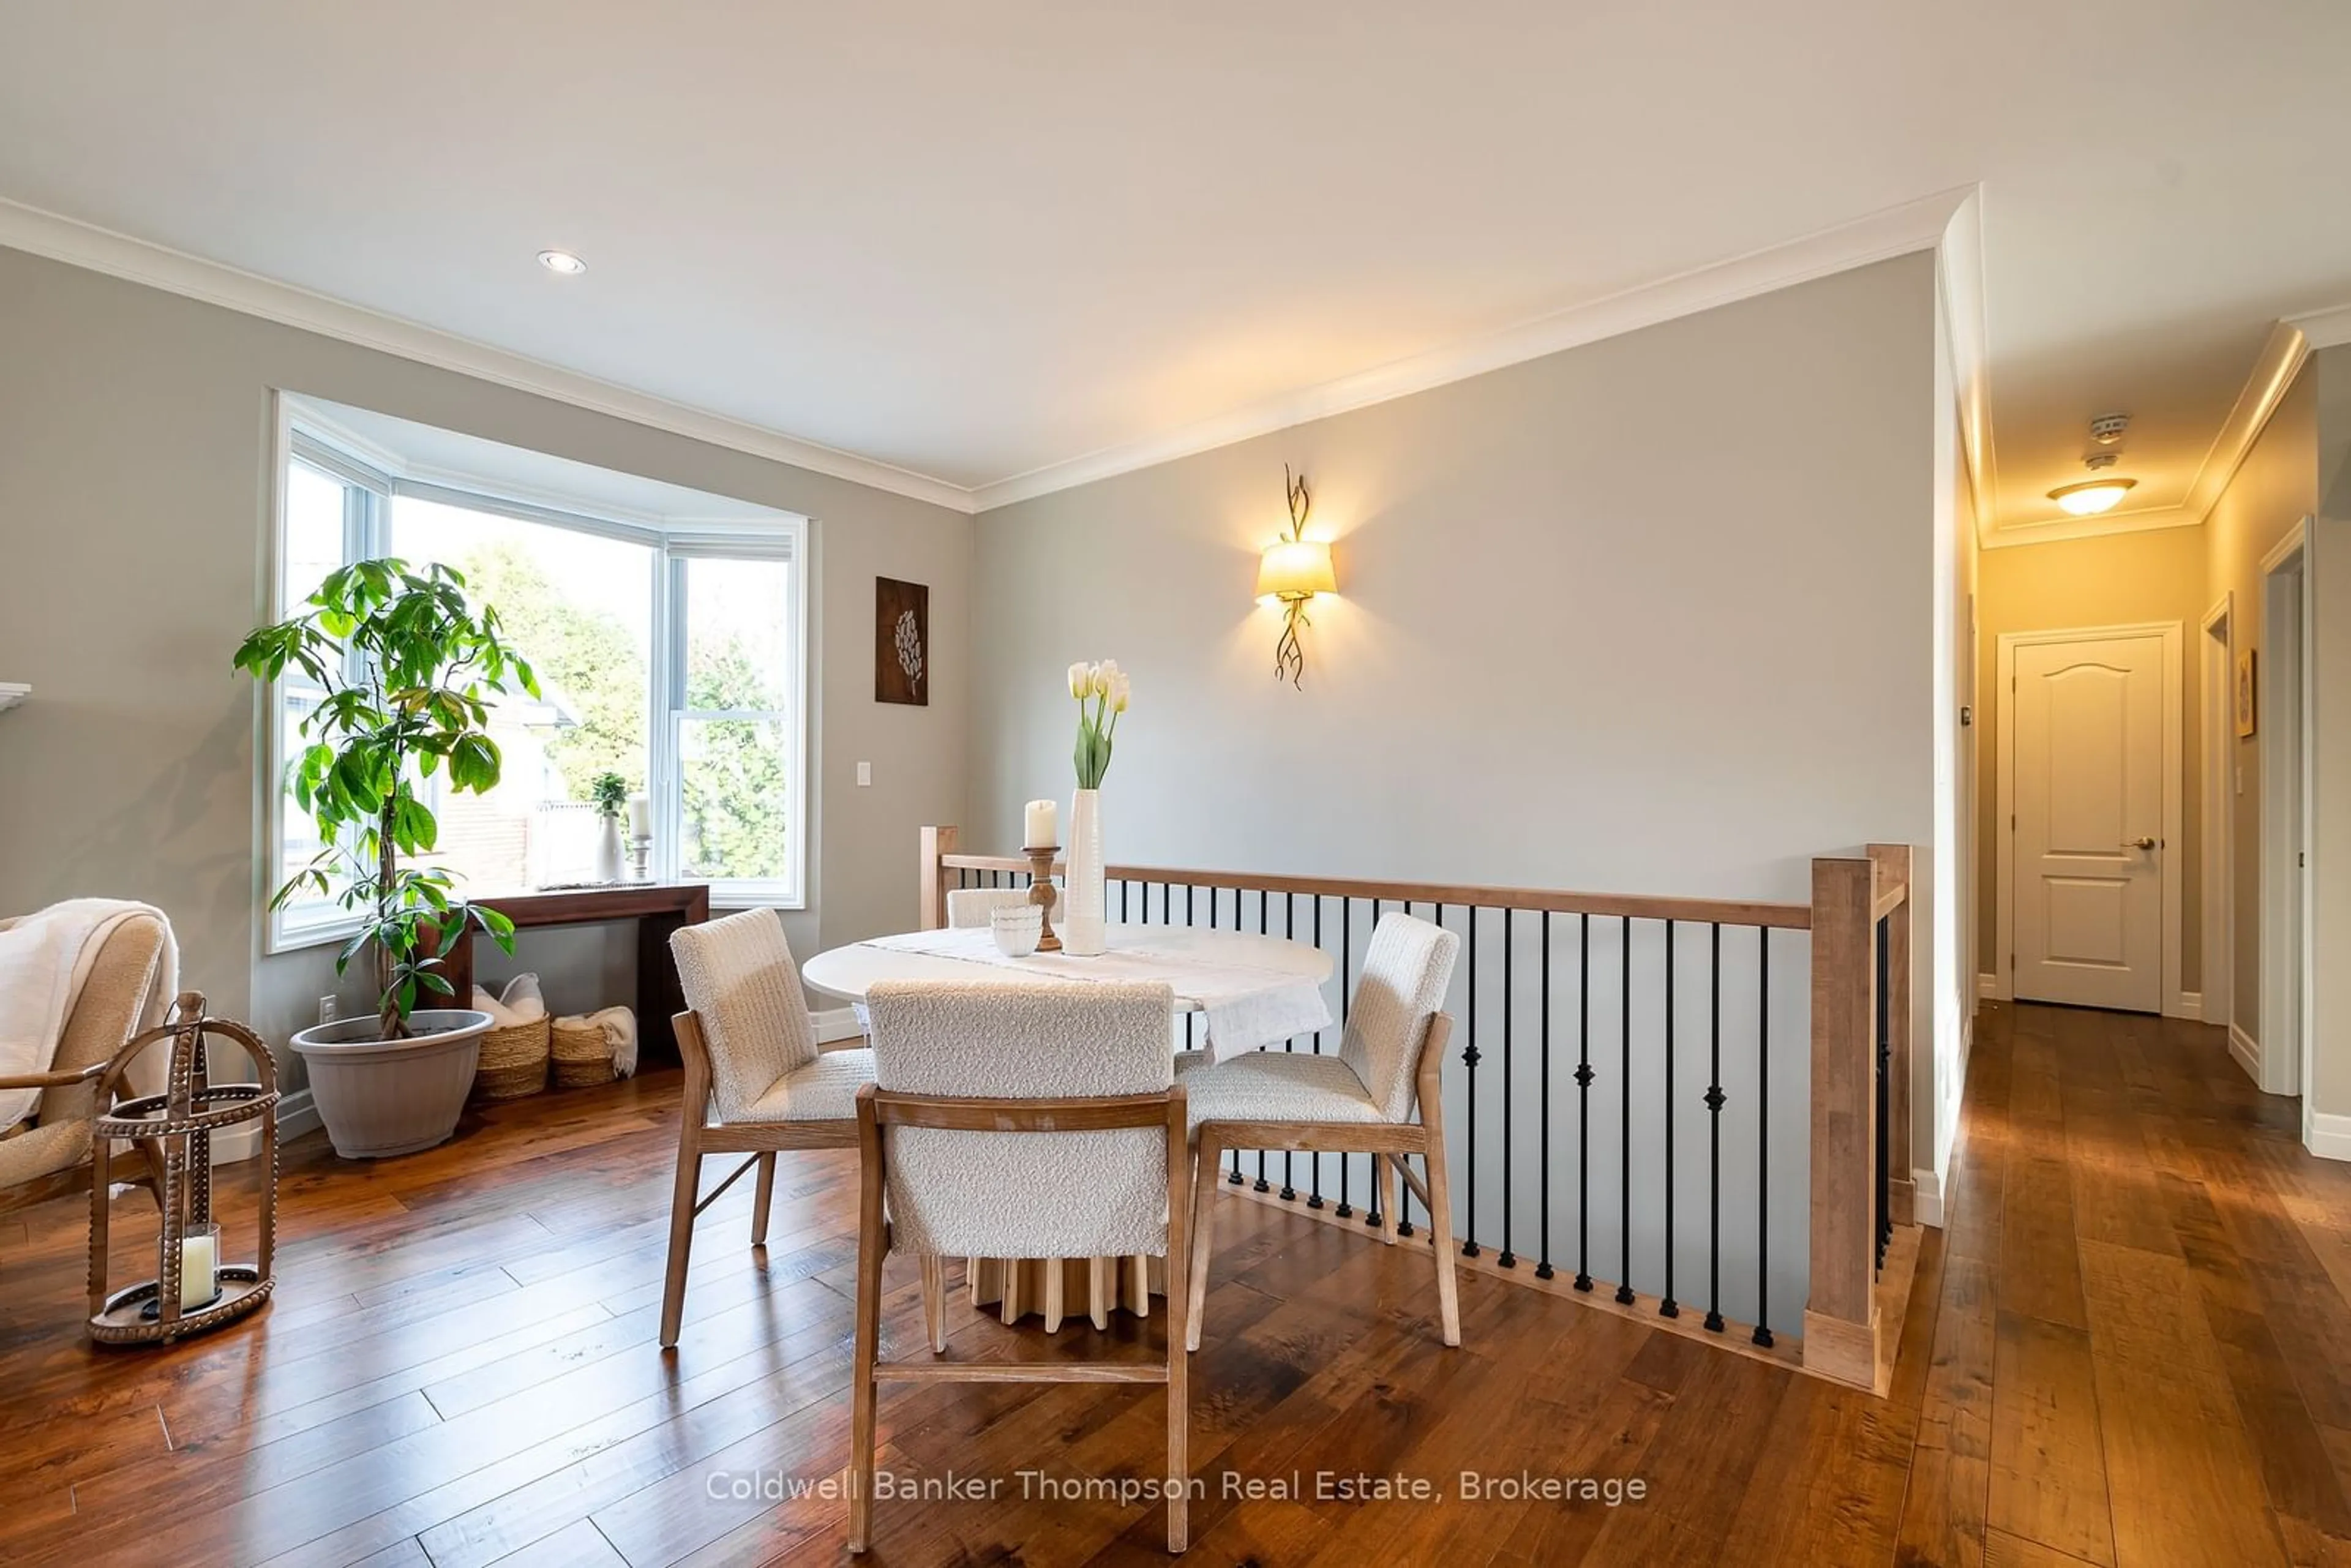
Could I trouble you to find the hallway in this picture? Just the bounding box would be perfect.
[1908,1000,2351,1566]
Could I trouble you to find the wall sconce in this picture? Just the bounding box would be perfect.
[1256,467,1336,687]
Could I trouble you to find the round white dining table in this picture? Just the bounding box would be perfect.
[801,921,1338,1334]
[801,921,1335,1025]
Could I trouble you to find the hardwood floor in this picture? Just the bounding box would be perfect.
[2,1002,2346,1566]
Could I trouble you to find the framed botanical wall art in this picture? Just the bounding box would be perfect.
[876,577,929,706]
[2236,647,2257,738]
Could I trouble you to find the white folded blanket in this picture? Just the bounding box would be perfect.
[470,973,547,1027]
[0,899,179,1126]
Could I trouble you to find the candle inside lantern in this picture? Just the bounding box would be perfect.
[179,1226,218,1310]
[1024,798,1057,849]
[626,792,651,839]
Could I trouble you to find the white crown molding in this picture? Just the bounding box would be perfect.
[0,197,979,514]
[2289,302,2351,350]
[971,185,1980,511]
[1937,192,1997,549]
[1982,318,2309,549]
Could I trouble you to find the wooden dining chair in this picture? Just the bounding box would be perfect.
[851,979,1191,1554]
[661,908,877,1348]
[1179,911,1462,1351]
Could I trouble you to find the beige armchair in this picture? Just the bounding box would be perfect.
[0,910,171,1211]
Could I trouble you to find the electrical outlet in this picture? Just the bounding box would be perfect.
[857,761,872,787]
[318,996,339,1026]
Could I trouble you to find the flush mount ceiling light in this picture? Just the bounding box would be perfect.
[2049,476,2137,515]
[536,249,587,276]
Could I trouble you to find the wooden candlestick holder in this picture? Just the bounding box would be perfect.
[1025,844,1062,952]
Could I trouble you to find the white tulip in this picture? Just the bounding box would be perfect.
[1111,672,1131,713]
[1067,662,1090,699]
[1086,661,1107,698]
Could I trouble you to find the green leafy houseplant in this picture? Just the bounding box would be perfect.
[590,770,628,820]
[234,559,538,1041]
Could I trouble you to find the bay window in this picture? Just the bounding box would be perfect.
[266,402,808,950]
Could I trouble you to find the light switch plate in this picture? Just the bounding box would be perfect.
[857,761,872,787]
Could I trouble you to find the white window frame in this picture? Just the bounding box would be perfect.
[263,397,811,953]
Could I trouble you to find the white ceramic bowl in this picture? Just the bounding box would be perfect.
[990,902,1044,957]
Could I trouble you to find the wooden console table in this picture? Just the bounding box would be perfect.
[436,885,710,1062]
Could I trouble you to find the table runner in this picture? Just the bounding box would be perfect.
[854,928,1332,1059]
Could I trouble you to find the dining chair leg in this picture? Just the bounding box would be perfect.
[1377,1154,1400,1247]
[850,1109,887,1553]
[1163,1094,1190,1553]
[918,1255,947,1354]
[1184,1137,1220,1352]
[750,1152,777,1247]
[1420,1128,1463,1347]
[658,1125,703,1349]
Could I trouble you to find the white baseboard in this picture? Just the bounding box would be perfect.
[1976,972,2002,1000]
[209,1087,319,1163]
[2306,1111,2351,1163]
[2173,992,2203,1022]
[2229,1024,2262,1086]
[813,1006,865,1046]
[1911,1168,1944,1228]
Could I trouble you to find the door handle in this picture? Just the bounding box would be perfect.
[2126,837,2156,850]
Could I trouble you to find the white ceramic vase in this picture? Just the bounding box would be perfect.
[594,814,624,883]
[1063,787,1107,955]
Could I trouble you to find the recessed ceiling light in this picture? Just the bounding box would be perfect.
[536,249,587,276]
[2049,478,2137,516]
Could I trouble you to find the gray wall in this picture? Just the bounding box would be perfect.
[0,244,971,1083]
[2203,364,2318,1046]
[969,253,1939,898]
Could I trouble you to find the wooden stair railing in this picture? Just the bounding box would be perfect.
[915,826,1919,1390]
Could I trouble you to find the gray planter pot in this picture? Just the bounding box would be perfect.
[290,1008,492,1159]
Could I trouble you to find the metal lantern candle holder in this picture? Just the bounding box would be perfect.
[87,992,279,1346]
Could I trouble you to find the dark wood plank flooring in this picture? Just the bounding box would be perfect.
[1,1002,2345,1566]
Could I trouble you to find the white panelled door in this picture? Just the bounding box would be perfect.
[2011,632,2167,1012]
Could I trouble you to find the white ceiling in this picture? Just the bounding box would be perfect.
[2,2,2348,522]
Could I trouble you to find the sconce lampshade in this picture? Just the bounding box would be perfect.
[1256,539,1337,602]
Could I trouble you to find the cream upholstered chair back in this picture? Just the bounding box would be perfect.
[669,908,820,1121]
[0,910,170,1194]
[944,887,1038,928]
[1338,912,1461,1123]
[864,979,1175,1259]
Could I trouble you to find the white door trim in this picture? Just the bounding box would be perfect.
[2259,519,2313,1102]
[1995,620,2187,1018]
[2201,594,2237,1041]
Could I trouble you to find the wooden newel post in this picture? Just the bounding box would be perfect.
[919,825,958,931]
[1805,854,1880,1389]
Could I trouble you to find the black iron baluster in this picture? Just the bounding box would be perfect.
[1755,926,1774,1348]
[1704,922,1727,1334]
[1461,905,1479,1258]
[1281,892,1297,1201]
[1536,910,1554,1280]
[1366,899,1384,1229]
[1660,918,1678,1318]
[1616,915,1634,1305]
[1336,898,1354,1216]
[1498,907,1516,1269]
[1575,913,1592,1292]
[1398,901,1419,1239]
[1308,893,1325,1209]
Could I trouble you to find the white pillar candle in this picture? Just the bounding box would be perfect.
[179,1229,218,1309]
[626,792,651,838]
[1024,798,1057,848]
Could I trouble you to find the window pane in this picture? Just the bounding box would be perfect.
[682,555,792,711]
[677,716,792,881]
[389,497,654,892]
[283,460,348,612]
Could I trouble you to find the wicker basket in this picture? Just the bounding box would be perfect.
[471,1015,550,1100]
[550,1013,624,1089]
